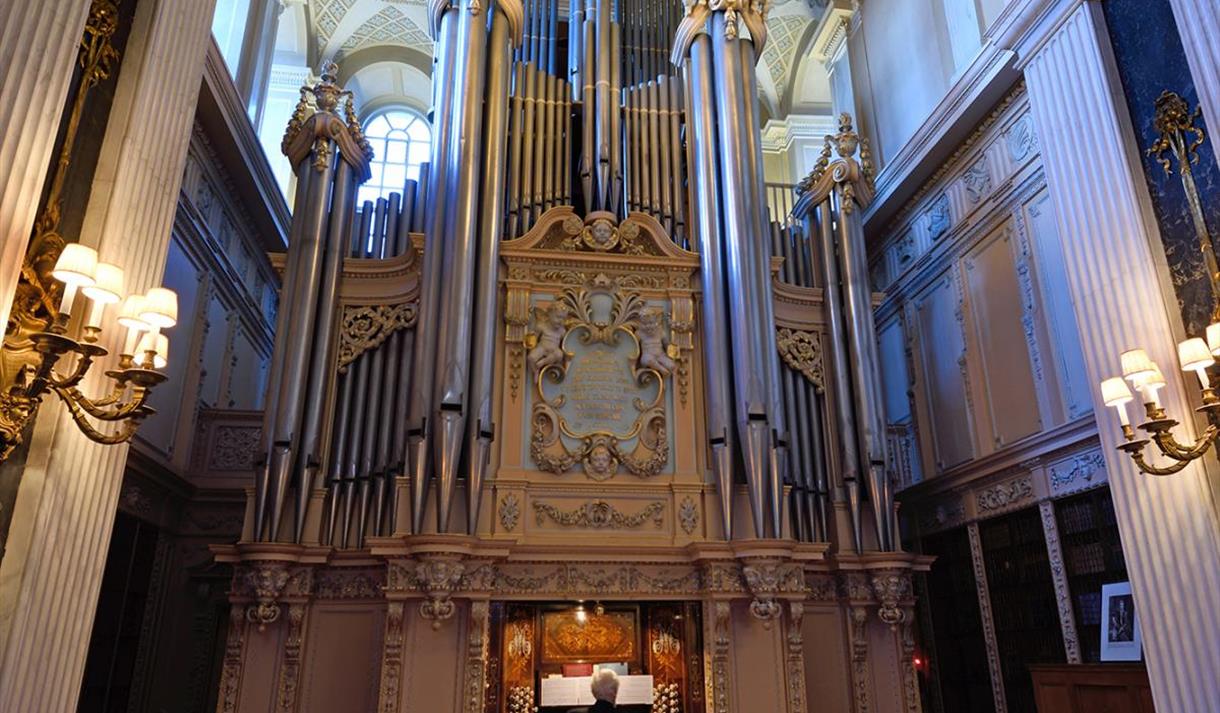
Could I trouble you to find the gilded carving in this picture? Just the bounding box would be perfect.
[313,569,384,599]
[275,604,307,713]
[498,493,521,532]
[899,609,920,713]
[529,284,670,479]
[242,564,291,631]
[209,425,261,471]
[741,560,805,624]
[542,215,661,256]
[217,605,246,713]
[414,558,466,629]
[785,602,807,713]
[711,601,732,713]
[378,602,405,713]
[848,606,871,713]
[531,500,665,529]
[463,602,490,713]
[679,496,699,535]
[776,328,825,392]
[870,569,912,627]
[337,302,418,372]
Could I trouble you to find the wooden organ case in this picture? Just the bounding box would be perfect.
[211,1,932,712]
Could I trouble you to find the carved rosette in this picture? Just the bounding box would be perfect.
[413,557,466,629]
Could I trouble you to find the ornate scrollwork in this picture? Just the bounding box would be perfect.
[679,496,699,535]
[532,500,665,529]
[528,284,670,479]
[776,328,824,392]
[498,493,521,531]
[337,302,418,372]
[541,214,661,256]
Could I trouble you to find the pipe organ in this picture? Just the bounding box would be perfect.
[217,2,926,712]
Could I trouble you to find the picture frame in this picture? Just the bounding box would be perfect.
[1100,581,1142,662]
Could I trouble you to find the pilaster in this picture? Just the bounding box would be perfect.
[1167,0,1220,161]
[0,0,92,333]
[1038,500,1081,663]
[1022,3,1220,710]
[966,522,1006,713]
[0,0,219,709]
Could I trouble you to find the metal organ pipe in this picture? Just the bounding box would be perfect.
[466,8,515,535]
[681,32,736,539]
[405,6,460,535]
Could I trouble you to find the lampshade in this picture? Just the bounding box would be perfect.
[116,295,149,331]
[1135,364,1166,390]
[139,287,178,329]
[1121,349,1157,382]
[51,244,97,287]
[81,262,124,304]
[1100,377,1133,407]
[1208,323,1220,356]
[1179,338,1214,372]
[136,332,168,370]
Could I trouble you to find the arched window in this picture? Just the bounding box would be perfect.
[360,109,432,206]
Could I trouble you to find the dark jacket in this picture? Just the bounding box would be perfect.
[567,701,615,713]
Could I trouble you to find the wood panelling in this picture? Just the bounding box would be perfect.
[912,274,975,471]
[1029,664,1154,713]
[963,224,1042,448]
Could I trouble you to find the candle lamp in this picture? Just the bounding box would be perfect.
[0,241,174,463]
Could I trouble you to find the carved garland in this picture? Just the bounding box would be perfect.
[785,602,808,713]
[378,602,405,713]
[531,500,665,529]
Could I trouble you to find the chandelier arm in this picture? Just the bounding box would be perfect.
[1150,426,1218,461]
[1129,449,1194,476]
[46,352,101,391]
[56,393,143,445]
[55,385,148,422]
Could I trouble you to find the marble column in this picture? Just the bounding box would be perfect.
[0,0,92,333]
[1167,0,1220,159]
[0,0,218,709]
[1023,3,1220,710]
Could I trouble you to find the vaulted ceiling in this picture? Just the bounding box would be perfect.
[292,0,831,119]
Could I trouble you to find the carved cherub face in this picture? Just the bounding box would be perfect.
[589,220,615,247]
[638,309,664,336]
[588,445,613,474]
[544,303,569,329]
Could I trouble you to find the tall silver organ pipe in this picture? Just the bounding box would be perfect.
[254,65,372,543]
[790,114,897,552]
[673,3,785,539]
[405,0,524,534]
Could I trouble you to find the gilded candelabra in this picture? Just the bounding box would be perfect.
[1100,91,1220,475]
[0,0,173,463]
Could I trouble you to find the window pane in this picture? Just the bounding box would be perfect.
[386,112,408,130]
[383,163,406,190]
[368,162,384,187]
[385,140,408,164]
[366,137,386,160]
[367,115,391,135]
[407,120,431,142]
[408,141,430,165]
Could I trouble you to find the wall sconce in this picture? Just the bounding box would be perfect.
[0,242,174,463]
[1098,91,1218,475]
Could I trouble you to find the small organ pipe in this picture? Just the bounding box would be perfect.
[324,368,353,545]
[580,21,595,210]
[341,352,369,547]
[609,20,623,212]
[543,72,557,211]
[506,63,525,238]
[657,78,673,234]
[667,79,685,248]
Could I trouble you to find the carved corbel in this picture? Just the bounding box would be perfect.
[239,562,313,631]
[741,559,803,626]
[869,568,913,628]
[414,556,466,629]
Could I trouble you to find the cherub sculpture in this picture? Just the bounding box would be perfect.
[527,302,569,376]
[636,308,675,377]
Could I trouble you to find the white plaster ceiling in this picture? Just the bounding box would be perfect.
[302,0,831,122]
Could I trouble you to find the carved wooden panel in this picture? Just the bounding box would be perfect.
[964,225,1042,448]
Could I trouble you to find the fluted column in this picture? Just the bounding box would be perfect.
[0,0,92,335]
[1023,3,1220,710]
[0,0,217,709]
[1167,0,1220,159]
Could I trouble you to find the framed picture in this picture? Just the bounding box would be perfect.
[1100,581,1142,661]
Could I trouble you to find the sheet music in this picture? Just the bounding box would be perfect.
[538,675,654,707]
